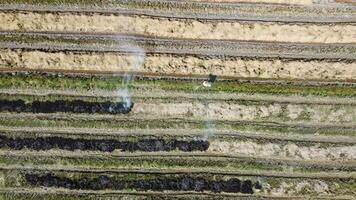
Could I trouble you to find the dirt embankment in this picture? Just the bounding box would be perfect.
[132,102,355,124]
[194,0,314,4]
[1,49,355,81]
[202,0,353,5]
[0,12,355,43]
[209,140,356,161]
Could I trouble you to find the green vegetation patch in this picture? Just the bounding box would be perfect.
[0,154,281,172]
[1,73,355,97]
[0,116,355,137]
[0,153,351,173]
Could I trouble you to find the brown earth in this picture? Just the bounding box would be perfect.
[0,12,355,43]
[1,49,355,81]
[208,140,356,161]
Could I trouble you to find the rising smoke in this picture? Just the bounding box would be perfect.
[115,35,145,109]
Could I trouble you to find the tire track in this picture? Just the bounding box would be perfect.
[1,104,355,128]
[1,126,355,145]
[0,187,316,199]
[0,12,354,43]
[1,165,354,179]
[1,87,356,105]
[0,0,355,23]
[1,113,355,134]
[2,68,356,86]
[1,150,355,171]
[1,32,355,60]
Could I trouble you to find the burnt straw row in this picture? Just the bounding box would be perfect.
[0,99,133,114]
[26,174,260,194]
[0,135,209,152]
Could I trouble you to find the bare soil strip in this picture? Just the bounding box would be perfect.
[1,126,355,145]
[1,88,356,106]
[0,100,355,125]
[1,165,354,179]
[0,12,355,43]
[0,0,355,22]
[1,49,355,82]
[2,32,356,60]
[2,112,355,130]
[0,187,315,199]
[208,140,356,161]
[1,149,354,171]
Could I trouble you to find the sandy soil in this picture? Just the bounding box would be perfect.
[208,140,356,160]
[198,0,354,6]
[1,49,355,81]
[194,0,314,4]
[269,180,330,196]
[0,12,355,43]
[131,102,355,124]
[335,0,356,5]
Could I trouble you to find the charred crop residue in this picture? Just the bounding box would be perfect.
[25,174,257,194]
[0,99,133,114]
[0,135,209,152]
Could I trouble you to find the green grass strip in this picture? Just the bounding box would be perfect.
[1,74,355,97]
[0,116,354,136]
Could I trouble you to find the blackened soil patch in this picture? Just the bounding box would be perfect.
[0,135,209,152]
[25,174,257,194]
[0,99,133,114]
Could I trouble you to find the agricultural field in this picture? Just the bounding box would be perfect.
[0,0,355,199]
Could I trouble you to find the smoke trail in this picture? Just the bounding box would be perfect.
[115,35,145,109]
[193,77,216,141]
[203,102,216,141]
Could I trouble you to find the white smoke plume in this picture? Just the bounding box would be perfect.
[115,35,145,109]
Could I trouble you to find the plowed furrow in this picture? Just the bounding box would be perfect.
[0,188,315,199]
[1,126,355,145]
[0,0,355,23]
[2,49,355,82]
[1,32,355,60]
[1,113,355,135]
[1,165,354,179]
[1,88,356,105]
[1,150,355,171]
[0,12,355,43]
